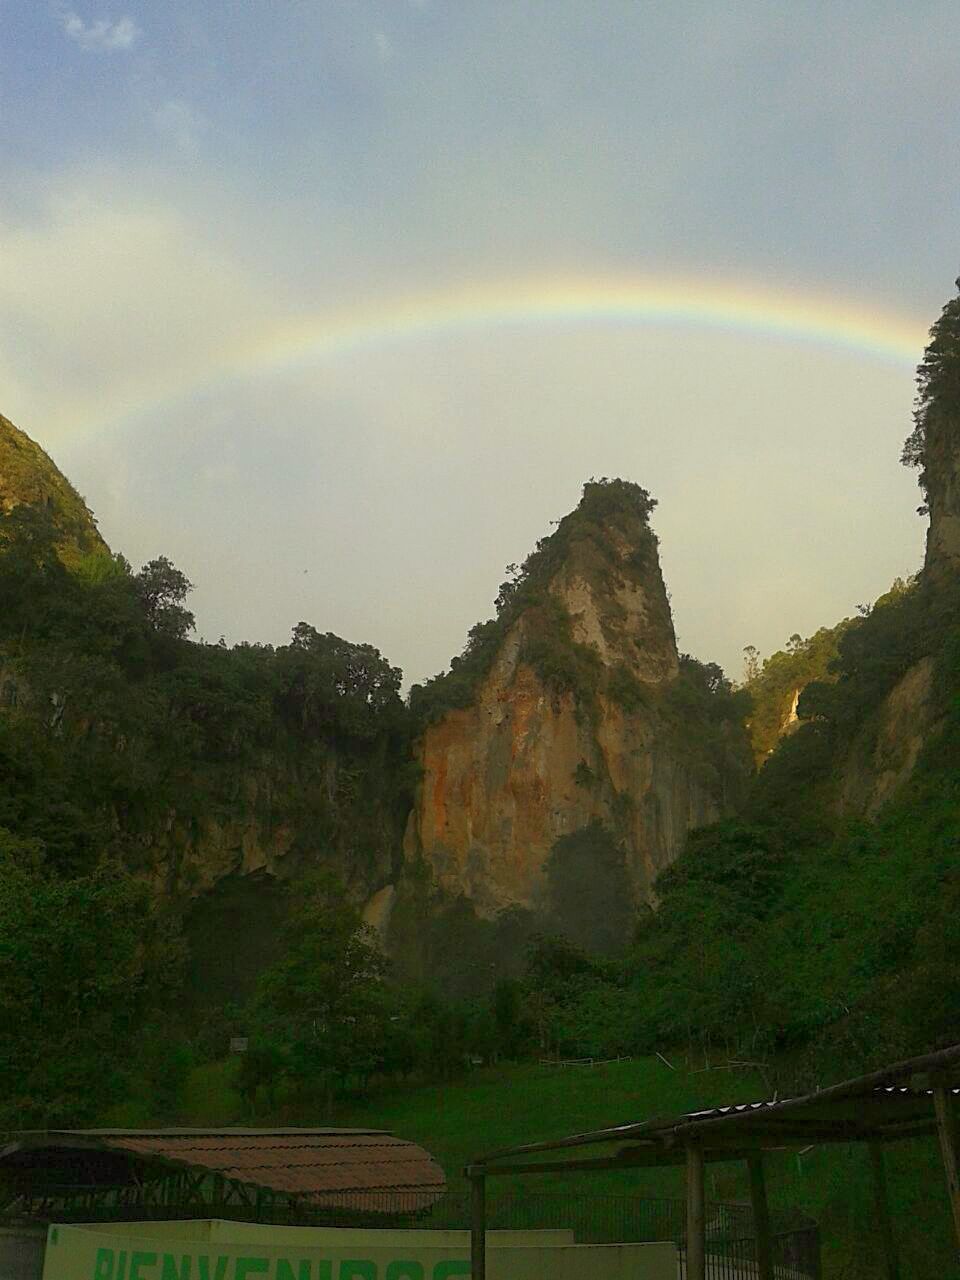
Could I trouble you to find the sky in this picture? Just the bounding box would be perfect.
[1,1,957,687]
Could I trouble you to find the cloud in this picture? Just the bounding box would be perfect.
[62,12,140,51]
[0,176,289,445]
[153,99,202,150]
[374,31,394,64]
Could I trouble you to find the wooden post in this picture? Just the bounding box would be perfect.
[686,1145,706,1280]
[469,1169,486,1280]
[748,1154,775,1280]
[869,1143,900,1280]
[934,1086,960,1258]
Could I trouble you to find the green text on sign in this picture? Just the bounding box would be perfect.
[91,1250,472,1280]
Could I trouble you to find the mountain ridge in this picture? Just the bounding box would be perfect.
[0,412,108,564]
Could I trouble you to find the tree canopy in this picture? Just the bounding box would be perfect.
[902,276,960,513]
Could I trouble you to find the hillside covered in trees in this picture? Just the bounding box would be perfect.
[0,452,415,1123]
[510,279,960,1087]
[1,278,959,1221]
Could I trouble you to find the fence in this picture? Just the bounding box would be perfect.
[5,1184,820,1277]
[372,1191,820,1278]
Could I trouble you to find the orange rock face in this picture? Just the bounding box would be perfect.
[405,495,730,915]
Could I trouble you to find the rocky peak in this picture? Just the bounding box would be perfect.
[545,479,679,684]
[404,479,749,919]
[0,412,108,562]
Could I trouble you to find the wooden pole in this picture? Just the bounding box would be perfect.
[469,1169,486,1280]
[934,1086,960,1259]
[869,1143,900,1280]
[686,1145,706,1280]
[747,1154,775,1280]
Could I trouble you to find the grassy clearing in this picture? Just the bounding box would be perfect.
[328,1058,759,1198]
[140,1054,953,1277]
[325,1059,956,1276]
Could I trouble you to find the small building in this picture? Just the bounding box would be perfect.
[0,1128,446,1224]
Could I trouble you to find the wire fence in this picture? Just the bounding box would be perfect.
[4,1185,820,1277]
[377,1191,820,1278]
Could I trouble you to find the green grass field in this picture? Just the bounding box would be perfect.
[116,1054,955,1278]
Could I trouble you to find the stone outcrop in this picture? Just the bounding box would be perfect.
[404,481,750,914]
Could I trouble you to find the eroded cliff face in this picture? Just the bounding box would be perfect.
[404,482,749,914]
[406,633,706,915]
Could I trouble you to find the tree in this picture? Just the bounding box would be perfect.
[248,872,393,1108]
[0,834,182,1126]
[277,625,404,740]
[742,645,761,683]
[902,276,960,515]
[134,556,195,639]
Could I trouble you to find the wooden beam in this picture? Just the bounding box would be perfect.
[933,1087,960,1256]
[686,1146,706,1280]
[747,1155,774,1280]
[870,1143,900,1280]
[684,1124,872,1147]
[478,1142,764,1180]
[470,1169,486,1280]
[478,1152,666,1178]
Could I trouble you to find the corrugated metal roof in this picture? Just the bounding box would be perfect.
[2,1129,446,1209]
[474,1041,960,1172]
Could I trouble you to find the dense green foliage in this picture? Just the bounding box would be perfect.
[742,622,850,761]
[0,505,414,890]
[0,830,181,1126]
[901,276,960,513]
[742,579,916,763]
[239,871,395,1109]
[0,502,416,1122]
[236,872,512,1113]
[6,277,960,1276]
[661,653,752,807]
[507,575,960,1087]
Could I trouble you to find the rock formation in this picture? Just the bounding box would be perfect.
[404,480,752,915]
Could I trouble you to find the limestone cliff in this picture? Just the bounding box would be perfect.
[405,480,752,915]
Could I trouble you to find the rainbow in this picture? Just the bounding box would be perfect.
[239,275,926,372]
[78,275,929,433]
